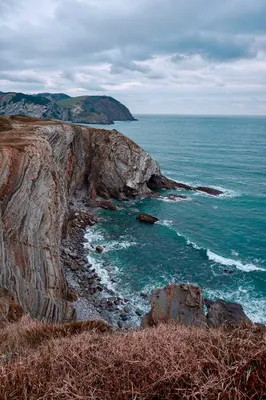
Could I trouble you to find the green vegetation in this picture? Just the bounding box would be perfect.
[11,93,50,106]
[57,96,87,108]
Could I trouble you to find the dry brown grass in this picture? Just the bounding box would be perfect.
[0,316,112,361]
[0,319,265,400]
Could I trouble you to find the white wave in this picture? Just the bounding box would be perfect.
[86,253,117,290]
[207,250,264,272]
[157,219,173,227]
[193,186,239,199]
[157,196,191,203]
[103,240,138,252]
[186,239,202,250]
[84,228,105,244]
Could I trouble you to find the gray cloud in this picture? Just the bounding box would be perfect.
[0,0,265,114]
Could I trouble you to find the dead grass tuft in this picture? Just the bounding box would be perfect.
[0,315,112,361]
[0,319,265,399]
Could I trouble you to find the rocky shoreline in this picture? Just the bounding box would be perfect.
[61,191,146,329]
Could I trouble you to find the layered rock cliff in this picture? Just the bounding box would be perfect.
[0,115,169,323]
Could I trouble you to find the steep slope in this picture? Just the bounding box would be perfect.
[57,95,136,124]
[0,116,169,323]
[0,92,68,120]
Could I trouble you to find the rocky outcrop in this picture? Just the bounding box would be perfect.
[142,284,207,328]
[195,187,223,196]
[205,298,251,328]
[142,284,251,329]
[0,92,136,125]
[136,213,159,224]
[147,175,223,196]
[0,115,171,324]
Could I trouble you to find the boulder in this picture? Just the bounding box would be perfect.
[136,213,159,224]
[205,299,251,328]
[96,246,104,253]
[141,284,207,328]
[195,187,223,196]
[96,201,117,211]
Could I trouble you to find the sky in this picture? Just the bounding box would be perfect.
[0,0,266,115]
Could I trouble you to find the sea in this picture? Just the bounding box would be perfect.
[85,115,266,323]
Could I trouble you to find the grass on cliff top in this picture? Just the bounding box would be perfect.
[57,96,87,108]
[0,318,265,400]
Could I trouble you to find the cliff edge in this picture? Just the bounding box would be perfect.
[0,115,170,323]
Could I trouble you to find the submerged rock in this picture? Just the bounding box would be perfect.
[166,194,188,201]
[136,213,159,224]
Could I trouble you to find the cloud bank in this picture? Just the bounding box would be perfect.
[0,0,265,114]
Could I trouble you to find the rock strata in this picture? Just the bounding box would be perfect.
[0,115,171,324]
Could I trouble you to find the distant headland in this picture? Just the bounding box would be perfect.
[0,91,137,124]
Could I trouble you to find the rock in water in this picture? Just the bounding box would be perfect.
[136,213,159,224]
[96,201,117,211]
[166,194,188,201]
[96,246,104,254]
[141,284,207,328]
[195,186,223,196]
[205,299,251,328]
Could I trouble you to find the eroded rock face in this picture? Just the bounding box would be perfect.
[205,299,251,328]
[0,288,23,328]
[0,116,169,323]
[142,284,252,330]
[142,284,207,328]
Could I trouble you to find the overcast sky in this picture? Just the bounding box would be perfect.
[0,0,265,115]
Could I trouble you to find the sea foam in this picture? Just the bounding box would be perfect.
[206,250,264,272]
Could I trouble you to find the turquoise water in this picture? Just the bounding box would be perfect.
[86,115,266,323]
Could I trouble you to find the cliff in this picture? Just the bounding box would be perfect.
[0,92,136,124]
[0,115,169,323]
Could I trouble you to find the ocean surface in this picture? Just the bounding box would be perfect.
[85,115,266,323]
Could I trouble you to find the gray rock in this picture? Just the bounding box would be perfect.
[205,299,251,328]
[141,284,207,328]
